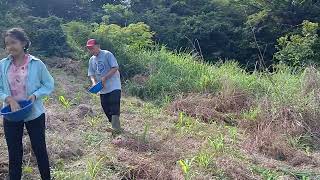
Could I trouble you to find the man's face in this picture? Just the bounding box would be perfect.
[87,45,100,56]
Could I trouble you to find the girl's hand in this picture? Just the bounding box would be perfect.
[28,95,36,103]
[6,97,21,112]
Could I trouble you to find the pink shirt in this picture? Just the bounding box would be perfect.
[8,55,29,101]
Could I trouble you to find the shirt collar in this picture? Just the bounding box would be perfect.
[94,50,103,58]
[7,54,39,62]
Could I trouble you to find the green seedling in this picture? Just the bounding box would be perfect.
[175,112,194,130]
[195,152,212,169]
[42,96,50,104]
[208,134,225,152]
[86,156,107,179]
[59,95,71,109]
[22,165,33,174]
[87,115,103,128]
[140,122,150,142]
[178,158,195,180]
[227,126,238,144]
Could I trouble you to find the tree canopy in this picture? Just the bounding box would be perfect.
[0,0,319,68]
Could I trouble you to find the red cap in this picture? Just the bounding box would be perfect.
[86,39,97,47]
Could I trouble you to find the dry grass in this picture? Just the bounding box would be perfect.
[43,57,83,76]
[216,156,260,180]
[168,91,252,124]
[1,58,320,179]
[0,66,203,179]
[240,67,320,169]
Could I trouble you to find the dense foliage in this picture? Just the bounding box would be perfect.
[0,0,319,67]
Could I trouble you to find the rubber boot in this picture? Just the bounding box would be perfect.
[111,115,122,136]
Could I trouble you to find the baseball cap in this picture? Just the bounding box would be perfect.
[86,39,97,47]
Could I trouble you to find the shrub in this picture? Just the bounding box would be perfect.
[62,21,92,60]
[63,21,154,78]
[23,16,69,56]
[275,20,319,66]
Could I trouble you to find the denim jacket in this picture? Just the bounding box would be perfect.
[0,55,54,121]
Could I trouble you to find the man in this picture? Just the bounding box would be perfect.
[86,39,122,134]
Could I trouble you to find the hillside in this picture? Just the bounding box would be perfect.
[0,1,320,179]
[0,55,320,179]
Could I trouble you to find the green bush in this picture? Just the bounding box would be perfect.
[0,3,69,56]
[102,4,133,26]
[23,16,69,56]
[62,21,92,60]
[275,20,319,66]
[91,22,154,50]
[63,21,154,78]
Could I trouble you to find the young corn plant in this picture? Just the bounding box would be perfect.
[86,156,107,180]
[83,132,104,147]
[59,95,71,109]
[175,112,194,131]
[302,176,311,180]
[73,92,83,105]
[227,126,238,144]
[42,96,50,105]
[178,158,195,180]
[140,122,150,143]
[87,115,103,128]
[252,166,281,180]
[280,168,314,180]
[195,152,212,169]
[242,107,261,121]
[52,159,88,180]
[208,134,225,152]
[91,94,101,105]
[287,135,313,156]
[175,112,184,129]
[22,165,33,174]
[52,170,83,180]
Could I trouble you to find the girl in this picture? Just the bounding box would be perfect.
[0,28,54,180]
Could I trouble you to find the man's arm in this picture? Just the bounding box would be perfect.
[88,58,97,86]
[90,76,98,86]
[101,67,118,82]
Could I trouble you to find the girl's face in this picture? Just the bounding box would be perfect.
[4,36,26,57]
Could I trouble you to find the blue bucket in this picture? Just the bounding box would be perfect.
[1,100,33,122]
[88,81,103,94]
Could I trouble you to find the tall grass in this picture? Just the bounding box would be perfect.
[63,21,308,107]
[124,46,306,107]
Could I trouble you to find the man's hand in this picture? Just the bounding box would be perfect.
[28,94,36,103]
[90,76,97,87]
[6,96,21,112]
[100,67,118,90]
[101,76,107,90]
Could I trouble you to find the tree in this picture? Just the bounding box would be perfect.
[275,21,319,66]
[102,4,133,26]
[128,0,247,63]
[23,0,49,17]
[240,0,320,66]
